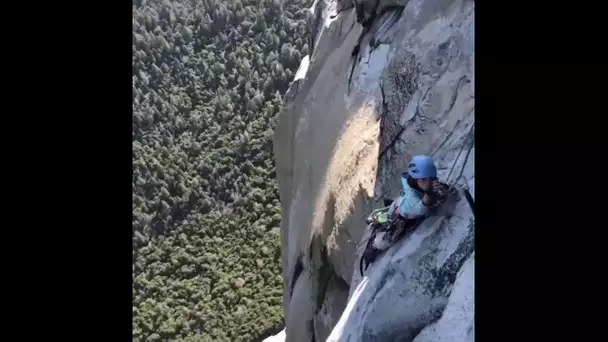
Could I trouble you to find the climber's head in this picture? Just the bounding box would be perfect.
[407,155,437,191]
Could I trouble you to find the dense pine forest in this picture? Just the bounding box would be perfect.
[132,0,312,340]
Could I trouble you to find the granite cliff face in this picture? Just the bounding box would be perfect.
[270,0,474,341]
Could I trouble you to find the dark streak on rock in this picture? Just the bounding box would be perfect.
[428,222,474,298]
[344,18,358,40]
[408,305,445,340]
[430,119,461,157]
[331,0,356,19]
[372,266,396,299]
[379,82,388,119]
[289,255,304,299]
[335,272,350,291]
[378,121,406,159]
[315,244,335,312]
[443,75,468,117]
[308,0,325,55]
[369,7,403,52]
[347,34,364,95]
[348,4,405,94]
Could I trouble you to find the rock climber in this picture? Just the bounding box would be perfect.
[372,155,443,252]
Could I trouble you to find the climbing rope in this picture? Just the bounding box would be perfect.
[426,123,475,212]
[445,123,475,186]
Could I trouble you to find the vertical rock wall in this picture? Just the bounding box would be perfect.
[272,0,474,341]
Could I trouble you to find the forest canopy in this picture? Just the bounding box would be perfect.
[132,0,312,340]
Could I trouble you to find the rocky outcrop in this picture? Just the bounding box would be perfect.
[272,0,474,341]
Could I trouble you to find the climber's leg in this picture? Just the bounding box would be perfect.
[372,232,391,251]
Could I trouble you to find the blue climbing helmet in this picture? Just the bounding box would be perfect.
[408,155,437,179]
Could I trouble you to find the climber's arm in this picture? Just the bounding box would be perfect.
[398,195,431,219]
[422,192,436,206]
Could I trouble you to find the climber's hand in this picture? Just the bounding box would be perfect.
[432,180,442,193]
[418,178,434,193]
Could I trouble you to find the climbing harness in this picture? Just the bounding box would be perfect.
[360,207,390,276]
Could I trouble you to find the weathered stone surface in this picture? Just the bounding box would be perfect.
[414,252,474,342]
[273,0,474,341]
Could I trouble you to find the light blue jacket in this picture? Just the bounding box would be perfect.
[387,174,430,220]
